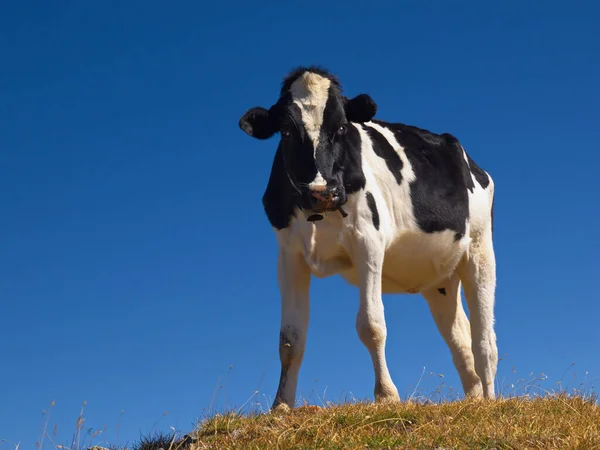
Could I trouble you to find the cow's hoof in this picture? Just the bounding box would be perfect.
[271,403,291,415]
[377,394,401,405]
[375,383,401,404]
[464,382,484,400]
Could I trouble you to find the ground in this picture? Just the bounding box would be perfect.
[140,393,600,450]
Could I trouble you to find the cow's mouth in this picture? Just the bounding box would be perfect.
[301,185,348,221]
[309,191,344,212]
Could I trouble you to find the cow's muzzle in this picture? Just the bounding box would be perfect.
[308,185,342,214]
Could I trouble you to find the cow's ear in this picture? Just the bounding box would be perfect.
[344,94,377,123]
[239,107,278,140]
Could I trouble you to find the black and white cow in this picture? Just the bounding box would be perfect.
[239,66,498,411]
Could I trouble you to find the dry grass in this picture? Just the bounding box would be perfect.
[17,365,598,450]
[183,394,600,450]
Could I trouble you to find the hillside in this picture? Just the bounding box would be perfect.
[138,394,600,450]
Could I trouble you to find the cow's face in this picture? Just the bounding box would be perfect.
[239,68,377,214]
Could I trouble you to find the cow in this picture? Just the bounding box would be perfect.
[238,66,498,411]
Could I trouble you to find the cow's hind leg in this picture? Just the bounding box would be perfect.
[459,231,498,399]
[422,272,483,398]
[271,250,311,411]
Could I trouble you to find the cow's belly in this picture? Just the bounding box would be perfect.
[339,230,469,294]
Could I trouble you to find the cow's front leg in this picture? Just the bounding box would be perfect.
[353,231,400,403]
[271,249,311,412]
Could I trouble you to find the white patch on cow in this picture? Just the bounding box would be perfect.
[309,171,327,190]
[290,72,331,187]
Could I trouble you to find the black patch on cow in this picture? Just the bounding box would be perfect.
[278,102,320,192]
[262,145,300,230]
[341,124,367,194]
[372,120,470,240]
[365,192,380,230]
[438,288,447,296]
[465,151,490,190]
[363,124,403,185]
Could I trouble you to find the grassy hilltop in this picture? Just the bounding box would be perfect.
[132,394,600,450]
[30,369,599,450]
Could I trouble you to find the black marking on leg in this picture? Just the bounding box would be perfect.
[278,367,288,392]
[280,329,298,345]
[365,192,380,230]
[438,288,447,296]
[279,329,299,368]
[275,328,300,408]
[273,366,289,408]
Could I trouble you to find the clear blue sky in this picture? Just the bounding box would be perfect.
[1,1,599,447]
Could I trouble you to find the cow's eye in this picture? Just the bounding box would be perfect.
[282,130,291,138]
[337,124,347,135]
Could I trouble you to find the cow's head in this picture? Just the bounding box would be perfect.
[239,67,377,214]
